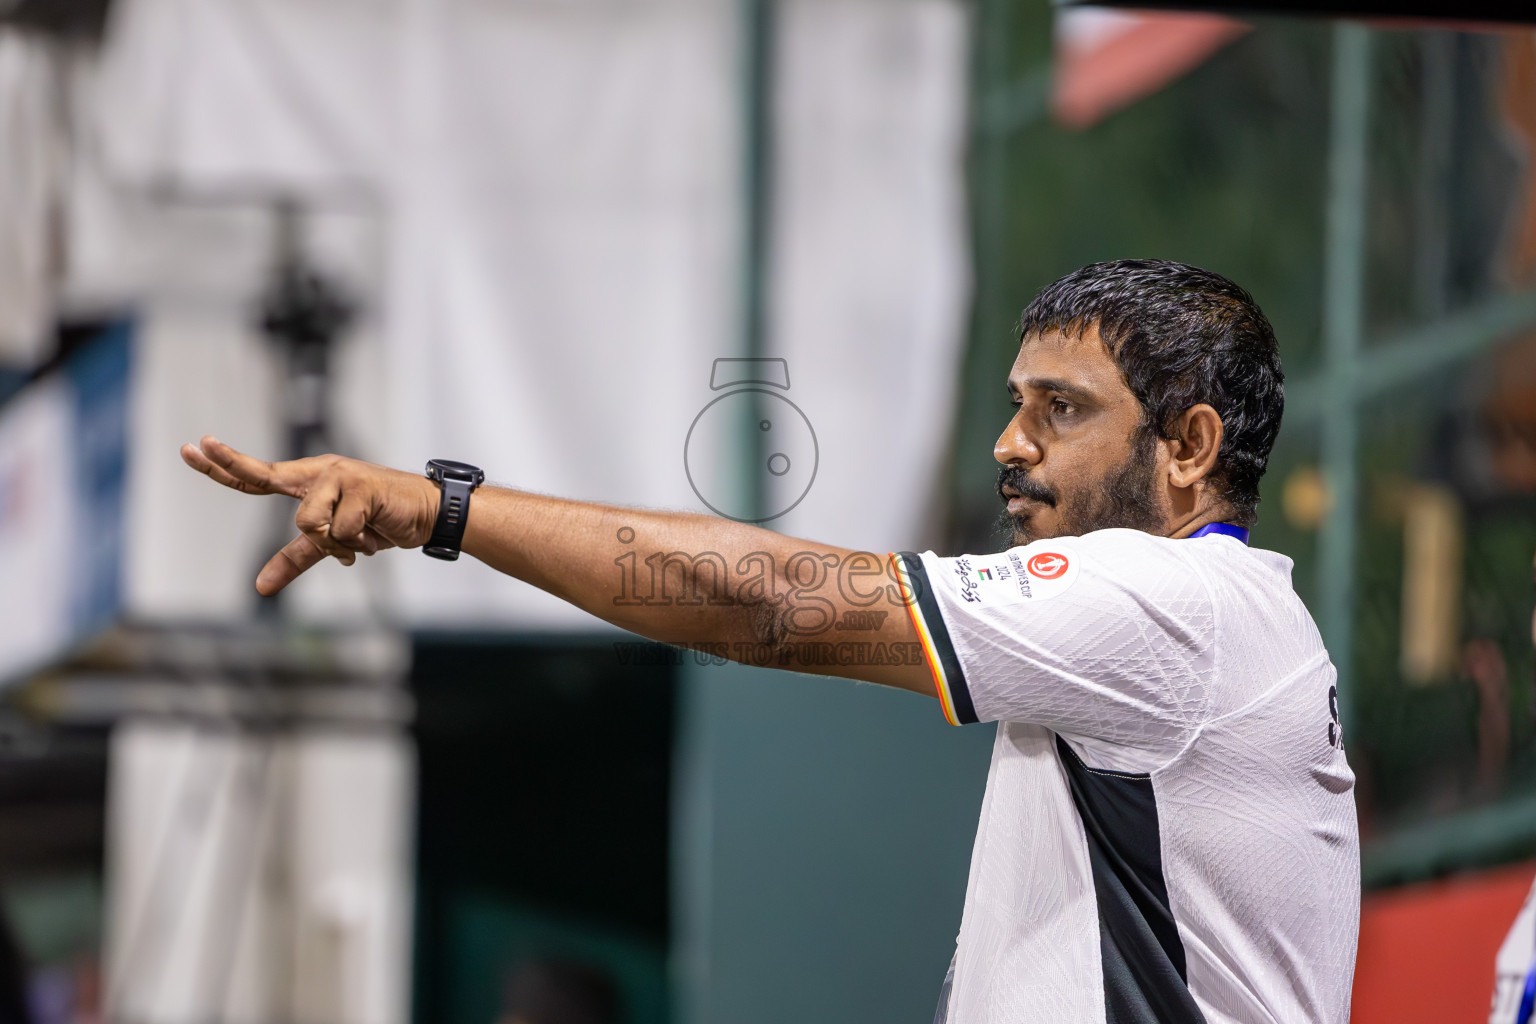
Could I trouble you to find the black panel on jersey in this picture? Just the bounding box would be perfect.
[896,552,978,725]
[1055,735,1206,1024]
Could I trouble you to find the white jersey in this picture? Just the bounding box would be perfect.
[891,528,1359,1024]
[1490,877,1536,1024]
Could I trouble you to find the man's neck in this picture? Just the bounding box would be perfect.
[1165,507,1236,540]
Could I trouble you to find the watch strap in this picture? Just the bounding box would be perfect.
[424,476,475,561]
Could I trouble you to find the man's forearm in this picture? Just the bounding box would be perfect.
[462,487,812,644]
[460,487,932,694]
[178,437,932,695]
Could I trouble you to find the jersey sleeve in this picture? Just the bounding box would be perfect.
[890,531,1215,753]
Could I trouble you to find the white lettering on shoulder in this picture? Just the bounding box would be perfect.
[942,546,1080,606]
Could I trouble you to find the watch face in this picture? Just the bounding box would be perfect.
[427,459,484,484]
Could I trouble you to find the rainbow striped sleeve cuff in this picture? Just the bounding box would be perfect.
[891,552,977,727]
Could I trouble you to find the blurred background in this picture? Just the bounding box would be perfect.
[0,0,1532,1021]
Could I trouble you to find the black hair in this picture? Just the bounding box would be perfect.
[1017,259,1284,527]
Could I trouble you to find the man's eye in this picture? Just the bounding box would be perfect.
[1051,398,1073,415]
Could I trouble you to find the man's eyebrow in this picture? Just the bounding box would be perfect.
[1012,377,1100,405]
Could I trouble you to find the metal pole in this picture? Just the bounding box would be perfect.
[739,0,775,522]
[976,0,1011,327]
[1317,23,1372,741]
[950,0,1018,514]
[673,6,776,1022]
[1414,32,1453,322]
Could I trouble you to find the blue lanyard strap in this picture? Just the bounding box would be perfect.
[1188,522,1251,545]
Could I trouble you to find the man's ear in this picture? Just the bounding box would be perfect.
[1168,404,1224,489]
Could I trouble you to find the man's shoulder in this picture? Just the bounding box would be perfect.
[1068,529,1296,589]
[916,529,1271,615]
[995,529,1213,606]
[1036,528,1203,578]
[1050,530,1303,622]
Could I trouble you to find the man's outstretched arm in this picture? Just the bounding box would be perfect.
[180,437,935,696]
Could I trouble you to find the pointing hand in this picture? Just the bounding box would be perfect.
[180,436,440,595]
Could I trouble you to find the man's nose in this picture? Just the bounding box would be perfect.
[994,416,1041,466]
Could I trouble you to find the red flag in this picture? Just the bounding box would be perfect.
[1053,8,1249,129]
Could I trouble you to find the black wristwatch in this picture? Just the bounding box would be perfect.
[423,459,485,561]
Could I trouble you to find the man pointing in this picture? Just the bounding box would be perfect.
[184,259,1359,1023]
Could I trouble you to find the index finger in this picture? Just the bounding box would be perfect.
[183,436,306,498]
[256,533,328,595]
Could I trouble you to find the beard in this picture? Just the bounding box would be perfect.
[994,427,1164,548]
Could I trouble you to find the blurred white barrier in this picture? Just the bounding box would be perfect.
[104,718,414,1024]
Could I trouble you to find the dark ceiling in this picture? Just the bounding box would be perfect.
[1057,0,1536,26]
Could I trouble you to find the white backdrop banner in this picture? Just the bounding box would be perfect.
[95,0,391,197]
[382,0,739,628]
[767,0,971,553]
[60,0,970,632]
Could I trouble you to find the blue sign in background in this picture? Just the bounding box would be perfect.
[65,321,132,640]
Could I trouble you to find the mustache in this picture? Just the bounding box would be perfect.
[995,465,1057,508]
